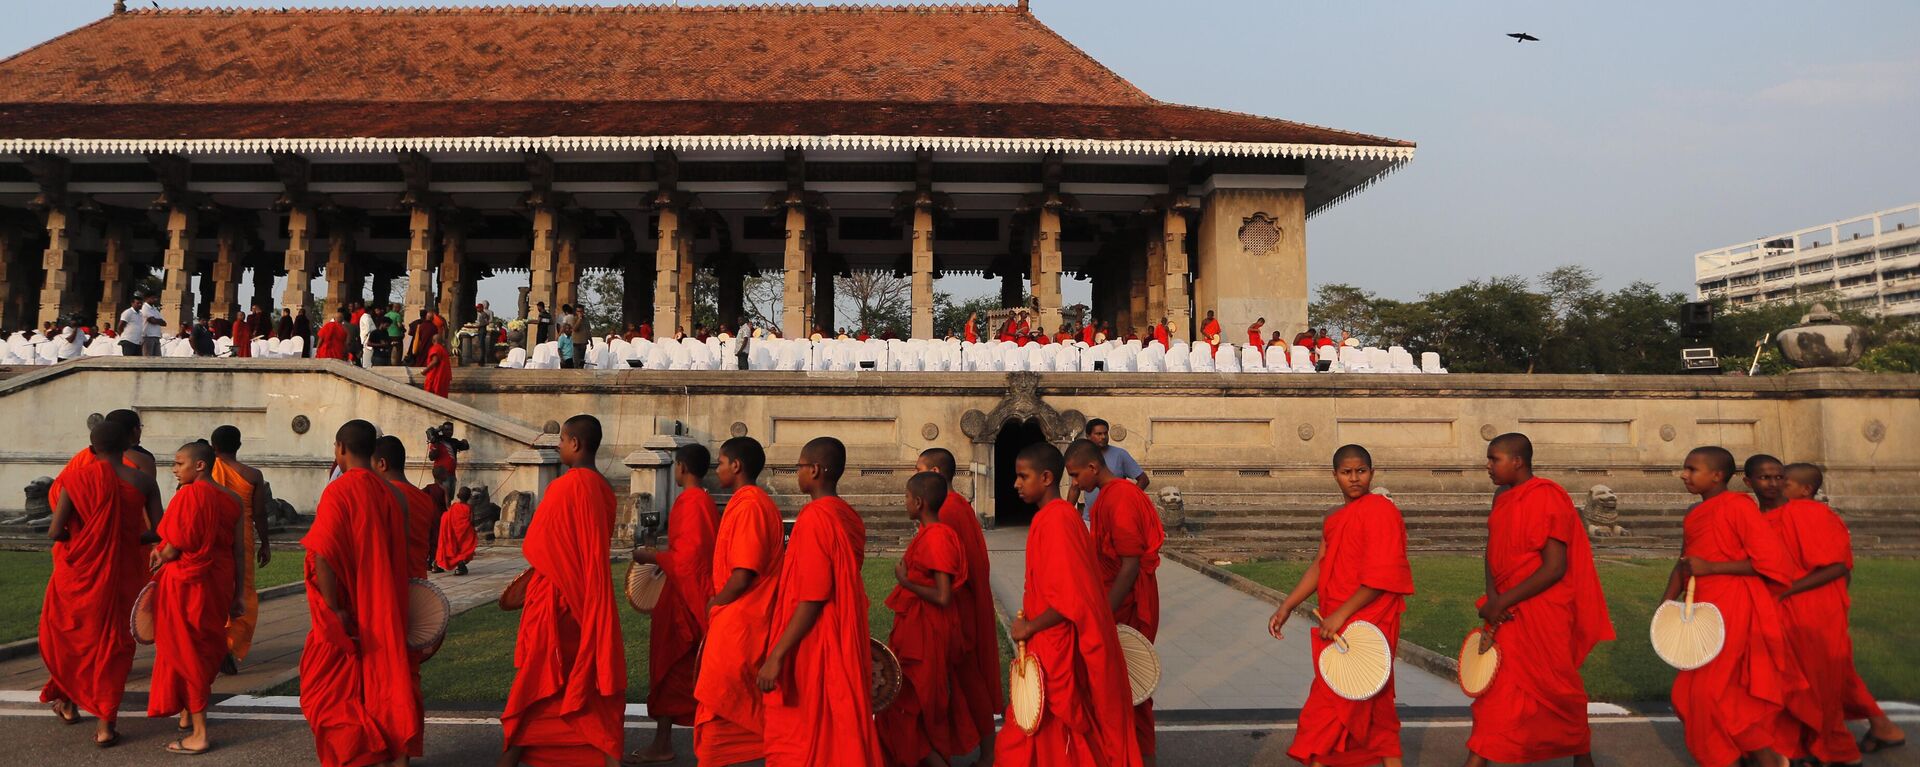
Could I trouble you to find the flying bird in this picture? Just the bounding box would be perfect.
[1507,32,1540,42]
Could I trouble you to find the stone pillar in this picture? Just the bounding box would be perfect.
[652,206,682,337]
[282,207,317,315]
[716,261,744,331]
[371,271,392,309]
[249,256,276,313]
[1126,237,1148,334]
[0,229,26,331]
[526,206,558,350]
[911,207,935,339]
[1162,209,1191,340]
[781,208,812,337]
[999,268,1022,309]
[676,235,695,333]
[622,251,652,332]
[621,434,695,544]
[1195,189,1307,334]
[210,220,245,321]
[95,221,132,326]
[1032,207,1063,333]
[437,224,467,326]
[555,217,580,315]
[323,224,356,316]
[36,207,80,327]
[159,206,198,331]
[814,259,836,333]
[402,206,436,320]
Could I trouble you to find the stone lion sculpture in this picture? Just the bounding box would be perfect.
[1157,486,1186,533]
[1584,485,1627,538]
[468,485,500,542]
[265,498,301,528]
[500,491,535,539]
[3,476,54,526]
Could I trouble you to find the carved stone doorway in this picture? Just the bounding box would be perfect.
[992,417,1048,526]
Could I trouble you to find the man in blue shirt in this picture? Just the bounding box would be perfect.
[1068,418,1149,524]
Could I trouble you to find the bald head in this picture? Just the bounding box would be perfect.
[177,441,215,469]
[104,408,141,432]
[210,425,242,454]
[372,435,406,473]
[917,447,957,480]
[1333,443,1373,469]
[801,437,847,482]
[1017,442,1065,482]
[90,420,130,455]
[1064,438,1105,470]
[719,436,766,482]
[1784,462,1824,494]
[336,419,378,459]
[1742,453,1782,478]
[1689,446,1736,479]
[1489,433,1533,466]
[907,471,948,511]
[563,414,602,456]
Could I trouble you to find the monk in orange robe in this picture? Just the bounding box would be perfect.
[147,441,246,755]
[916,448,998,763]
[1269,444,1414,767]
[693,436,785,765]
[1200,310,1221,355]
[757,437,884,766]
[500,415,627,767]
[40,419,161,748]
[423,339,451,397]
[626,444,720,764]
[315,309,351,360]
[1247,318,1266,349]
[1465,434,1613,767]
[1068,439,1164,764]
[964,313,979,344]
[878,472,972,767]
[373,435,439,759]
[209,425,271,666]
[49,411,155,513]
[996,443,1141,767]
[1667,446,1817,767]
[1151,320,1170,350]
[300,419,419,767]
[436,486,478,576]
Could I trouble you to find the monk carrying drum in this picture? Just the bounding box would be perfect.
[627,443,720,765]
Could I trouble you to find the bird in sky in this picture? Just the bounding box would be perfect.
[1507,32,1540,42]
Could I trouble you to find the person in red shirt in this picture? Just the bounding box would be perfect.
[1465,434,1613,767]
[147,442,245,756]
[694,437,785,766]
[996,443,1140,767]
[1269,445,1414,767]
[915,448,998,762]
[878,472,973,767]
[628,444,721,765]
[1247,318,1266,350]
[1069,439,1165,764]
[314,308,351,361]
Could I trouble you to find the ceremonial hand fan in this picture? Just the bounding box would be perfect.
[1456,623,1499,698]
[869,637,904,713]
[624,561,667,613]
[1008,613,1045,735]
[1651,576,1724,670]
[498,568,535,611]
[1115,624,1162,706]
[1312,609,1392,701]
[407,578,451,660]
[130,582,158,645]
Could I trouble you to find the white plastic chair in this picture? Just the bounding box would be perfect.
[1240,345,1265,373]
[1291,346,1316,373]
[1421,351,1446,374]
[499,347,528,368]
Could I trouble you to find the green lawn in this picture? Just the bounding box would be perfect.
[1226,556,1920,702]
[0,549,305,644]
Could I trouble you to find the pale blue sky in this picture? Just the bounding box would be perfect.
[4,0,1917,302]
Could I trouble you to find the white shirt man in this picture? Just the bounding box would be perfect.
[56,324,87,361]
[357,310,378,368]
[139,299,165,356]
[117,300,147,356]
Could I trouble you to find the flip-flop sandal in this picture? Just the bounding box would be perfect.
[165,739,211,756]
[51,703,82,725]
[624,752,678,765]
[1861,733,1907,754]
[95,730,120,749]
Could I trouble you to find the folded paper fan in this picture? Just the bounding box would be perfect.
[1314,609,1392,701]
[1008,640,1045,735]
[870,637,904,712]
[498,568,535,611]
[130,582,158,645]
[1651,576,1724,671]
[624,561,667,613]
[1115,624,1162,706]
[1456,625,1499,698]
[407,578,451,659]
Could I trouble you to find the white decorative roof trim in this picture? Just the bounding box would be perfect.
[0,134,1416,162]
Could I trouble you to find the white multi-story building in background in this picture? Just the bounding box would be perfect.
[1696,202,1920,319]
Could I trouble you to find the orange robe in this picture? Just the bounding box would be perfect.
[1467,477,1615,763]
[964,318,978,344]
[391,480,437,756]
[1289,493,1415,767]
[996,499,1141,767]
[38,457,147,723]
[1090,477,1165,757]
[147,481,241,717]
[649,487,719,725]
[1248,327,1265,349]
[1151,324,1169,349]
[502,468,627,766]
[879,522,971,766]
[423,343,451,397]
[435,501,477,570]
[762,497,884,766]
[299,468,419,767]
[210,458,261,660]
[693,484,785,765]
[315,320,349,360]
[938,491,999,756]
[1768,499,1866,763]
[1672,492,1818,767]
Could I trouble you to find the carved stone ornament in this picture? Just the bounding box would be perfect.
[1478,423,1497,441]
[543,419,562,434]
[87,412,104,430]
[730,421,749,438]
[291,415,311,435]
[960,410,988,440]
[1297,423,1315,442]
[970,372,1075,443]
[1238,212,1282,256]
[1111,423,1129,442]
[1659,424,1677,442]
[921,423,940,441]
[1863,419,1886,444]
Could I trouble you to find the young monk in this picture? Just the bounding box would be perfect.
[500,415,626,767]
[1667,446,1815,767]
[878,471,972,767]
[1268,444,1414,767]
[693,436,785,766]
[626,444,721,765]
[148,441,246,755]
[1742,454,1787,513]
[916,447,998,764]
[300,419,420,767]
[996,442,1141,767]
[435,486,477,576]
[1464,433,1613,767]
[1769,463,1905,763]
[209,425,271,668]
[40,419,162,748]
[422,338,451,397]
[757,437,884,766]
[1067,438,1165,765]
[372,435,436,760]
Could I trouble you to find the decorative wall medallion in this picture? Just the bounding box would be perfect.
[1478,424,1498,441]
[1297,423,1315,441]
[960,409,988,440]
[921,423,940,441]
[1864,419,1886,443]
[730,421,749,438]
[291,415,311,435]
[87,412,104,429]
[1111,423,1128,442]
[1659,424,1677,442]
[1238,212,1283,256]
[542,419,562,434]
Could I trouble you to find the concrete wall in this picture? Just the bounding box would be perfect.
[1195,188,1309,337]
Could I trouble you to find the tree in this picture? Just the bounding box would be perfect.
[575,271,624,336]
[1309,283,1382,343]
[935,292,1001,338]
[741,273,783,330]
[834,272,911,336]
[1419,276,1551,373]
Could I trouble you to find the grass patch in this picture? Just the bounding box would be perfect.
[1227,555,1920,702]
[0,549,303,644]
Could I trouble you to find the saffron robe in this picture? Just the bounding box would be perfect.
[392,481,436,581]
[314,320,349,360]
[299,468,420,767]
[694,484,786,765]
[996,499,1142,767]
[1248,326,1265,349]
[1467,477,1615,763]
[1288,493,1415,767]
[435,501,477,570]
[210,458,261,660]
[147,481,241,717]
[232,315,252,357]
[762,497,884,767]
[1201,317,1221,344]
[1152,324,1170,349]
[649,487,719,725]
[939,491,999,756]
[1768,499,1867,763]
[878,522,971,766]
[502,469,626,766]
[1090,477,1165,757]
[38,457,147,722]
[422,343,451,397]
[1672,492,1818,767]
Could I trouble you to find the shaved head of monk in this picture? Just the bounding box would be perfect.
[372,435,407,477]
[104,408,141,435]
[718,436,766,488]
[173,441,215,486]
[798,436,847,496]
[906,471,947,520]
[1063,438,1110,493]
[560,414,602,467]
[1681,446,1735,497]
[676,443,712,480]
[1486,432,1534,487]
[210,425,242,455]
[916,447,957,480]
[335,419,378,466]
[1332,444,1374,501]
[1742,453,1785,506]
[1783,462,1824,499]
[90,419,130,455]
[1013,442,1064,506]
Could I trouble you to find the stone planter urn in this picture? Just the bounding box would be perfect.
[1775,304,1863,368]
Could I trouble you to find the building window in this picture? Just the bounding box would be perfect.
[1764,267,1795,281]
